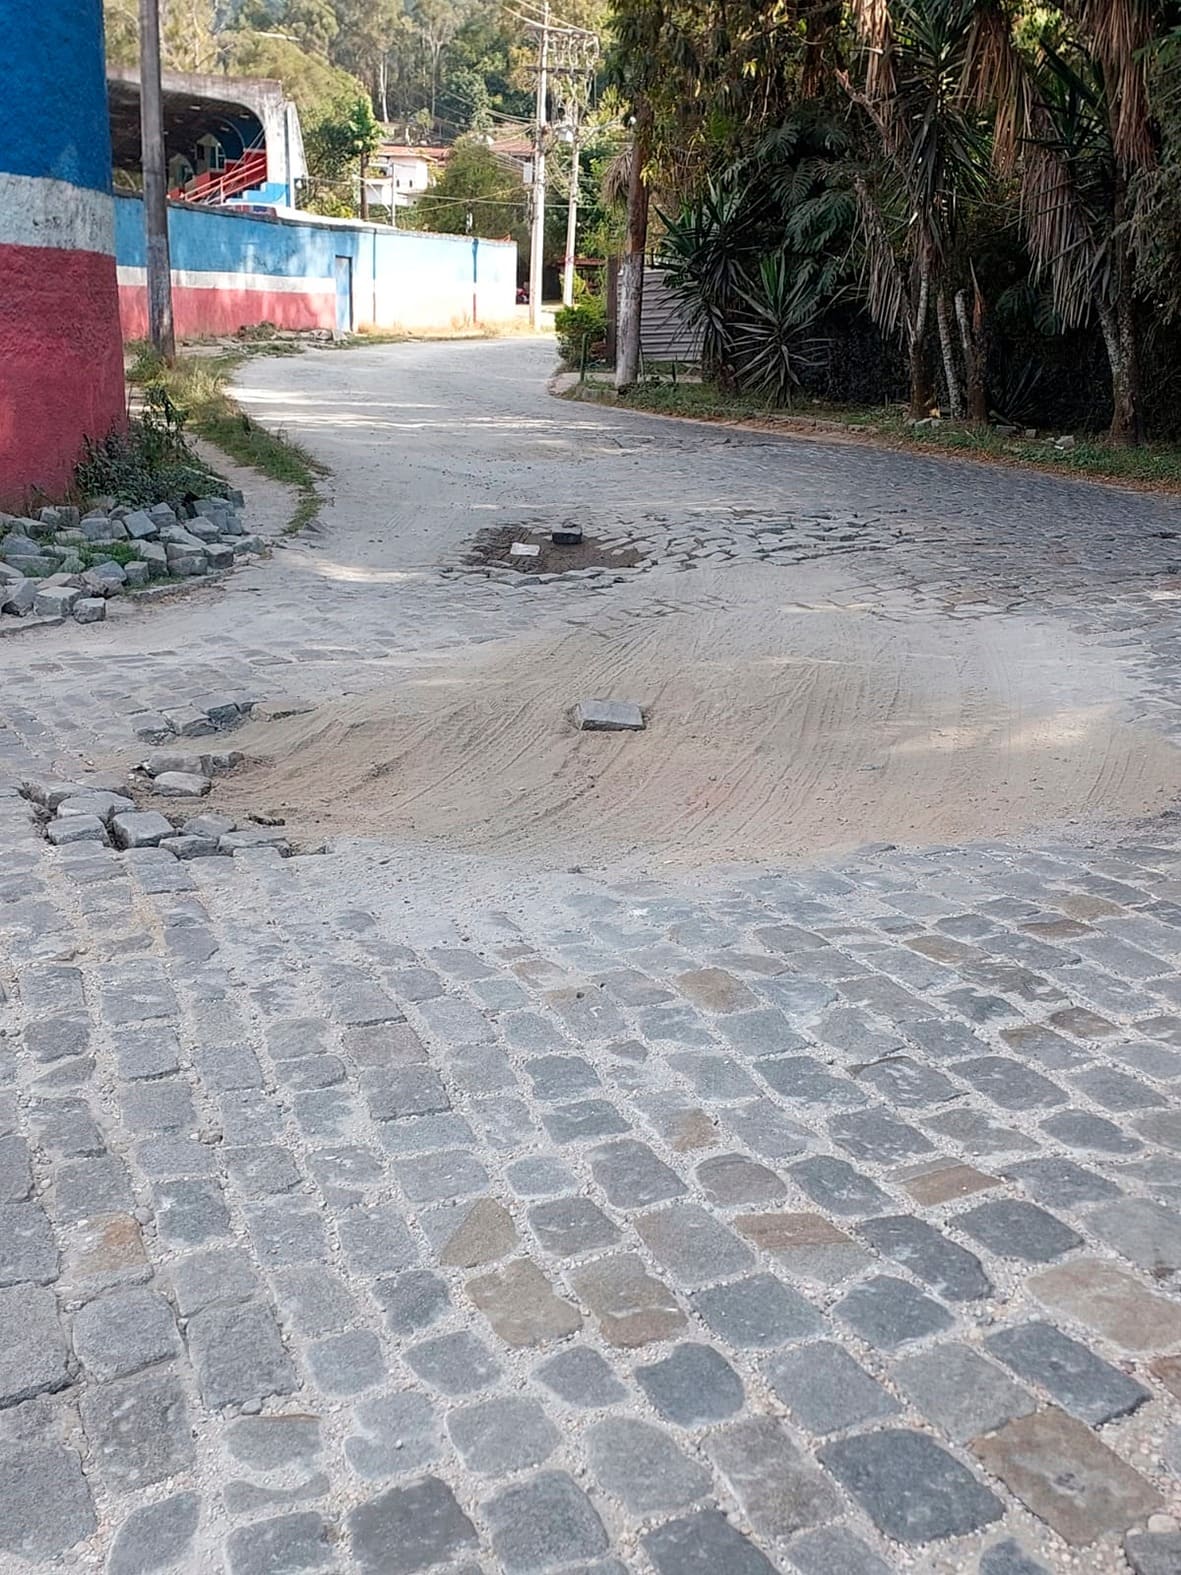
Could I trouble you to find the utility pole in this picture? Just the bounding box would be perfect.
[138,0,175,363]
[528,1,550,330]
[561,124,580,308]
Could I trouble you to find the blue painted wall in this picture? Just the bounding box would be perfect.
[115,195,517,332]
[6,1,114,192]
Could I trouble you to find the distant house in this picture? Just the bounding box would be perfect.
[364,141,451,214]
[107,67,306,208]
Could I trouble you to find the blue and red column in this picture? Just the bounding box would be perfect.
[0,2,126,508]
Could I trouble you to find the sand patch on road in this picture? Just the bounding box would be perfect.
[219,564,1179,868]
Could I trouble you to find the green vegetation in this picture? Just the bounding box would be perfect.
[554,295,608,365]
[122,349,327,535]
[606,0,1181,445]
[76,383,226,508]
[568,375,1181,492]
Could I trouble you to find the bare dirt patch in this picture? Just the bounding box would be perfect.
[463,525,645,575]
[206,560,1180,870]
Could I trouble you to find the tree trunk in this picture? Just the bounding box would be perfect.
[906,262,933,418]
[359,154,370,221]
[378,57,389,123]
[615,113,650,392]
[936,290,963,419]
[956,281,989,426]
[1105,176,1143,445]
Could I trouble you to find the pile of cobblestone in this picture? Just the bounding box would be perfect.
[23,780,291,859]
[0,495,264,628]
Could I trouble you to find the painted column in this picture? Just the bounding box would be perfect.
[0,2,126,507]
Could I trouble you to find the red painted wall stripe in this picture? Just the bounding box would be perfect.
[118,282,336,340]
[0,243,125,507]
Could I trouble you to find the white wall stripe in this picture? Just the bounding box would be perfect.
[115,265,335,295]
[0,172,114,255]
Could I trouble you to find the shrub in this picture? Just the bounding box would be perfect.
[555,297,608,367]
[76,383,226,508]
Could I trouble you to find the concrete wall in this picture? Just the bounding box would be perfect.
[1,2,125,506]
[116,196,517,339]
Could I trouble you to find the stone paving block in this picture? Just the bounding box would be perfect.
[247,1198,329,1267]
[1002,1157,1120,1208]
[821,1428,1002,1544]
[467,1257,582,1346]
[153,1178,231,1246]
[437,1198,518,1267]
[536,1345,628,1407]
[372,1269,451,1336]
[643,1508,777,1575]
[979,1538,1052,1575]
[362,1065,450,1120]
[854,1054,959,1107]
[186,1299,296,1408]
[108,1491,201,1575]
[338,1204,418,1276]
[633,1202,756,1286]
[695,1153,786,1206]
[1125,1531,1181,1575]
[485,1471,608,1573]
[765,1341,900,1434]
[973,1408,1162,1546]
[528,1196,620,1256]
[636,1341,745,1424]
[0,1201,58,1285]
[346,1392,441,1481]
[952,1056,1067,1110]
[691,1273,822,1348]
[956,1199,1082,1262]
[270,1264,361,1337]
[572,1253,687,1347]
[51,1152,133,1222]
[308,1329,385,1396]
[589,1416,712,1514]
[1029,1258,1181,1350]
[722,1099,813,1160]
[1039,1110,1140,1154]
[227,1415,322,1471]
[121,1077,197,1133]
[760,1055,868,1108]
[790,1156,892,1216]
[0,1441,96,1561]
[542,1098,630,1143]
[225,1513,333,1574]
[892,1342,1035,1443]
[80,1369,195,1489]
[706,1417,842,1540]
[787,1525,891,1575]
[858,1214,992,1300]
[525,1054,602,1099]
[735,1210,873,1284]
[1087,1197,1181,1274]
[406,1330,502,1394]
[986,1320,1151,1423]
[395,1148,489,1203]
[588,1140,689,1209]
[25,1014,90,1062]
[71,1287,181,1380]
[828,1108,935,1164]
[0,1283,69,1405]
[116,1026,183,1080]
[448,1396,560,1474]
[835,1274,954,1349]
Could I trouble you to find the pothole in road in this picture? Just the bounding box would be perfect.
[461,525,646,576]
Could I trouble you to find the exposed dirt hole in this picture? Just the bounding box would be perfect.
[463,525,645,575]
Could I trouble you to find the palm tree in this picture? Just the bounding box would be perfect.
[967,0,1168,442]
[842,0,989,418]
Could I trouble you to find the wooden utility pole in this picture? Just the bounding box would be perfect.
[528,1,550,330]
[615,104,649,390]
[138,0,175,363]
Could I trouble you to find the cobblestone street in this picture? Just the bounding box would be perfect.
[4,340,1181,1573]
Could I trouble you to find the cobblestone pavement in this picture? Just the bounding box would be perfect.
[3,341,1181,1573]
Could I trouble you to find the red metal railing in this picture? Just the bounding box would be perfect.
[169,148,268,204]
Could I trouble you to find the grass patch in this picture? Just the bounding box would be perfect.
[127,348,326,533]
[569,374,1181,493]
